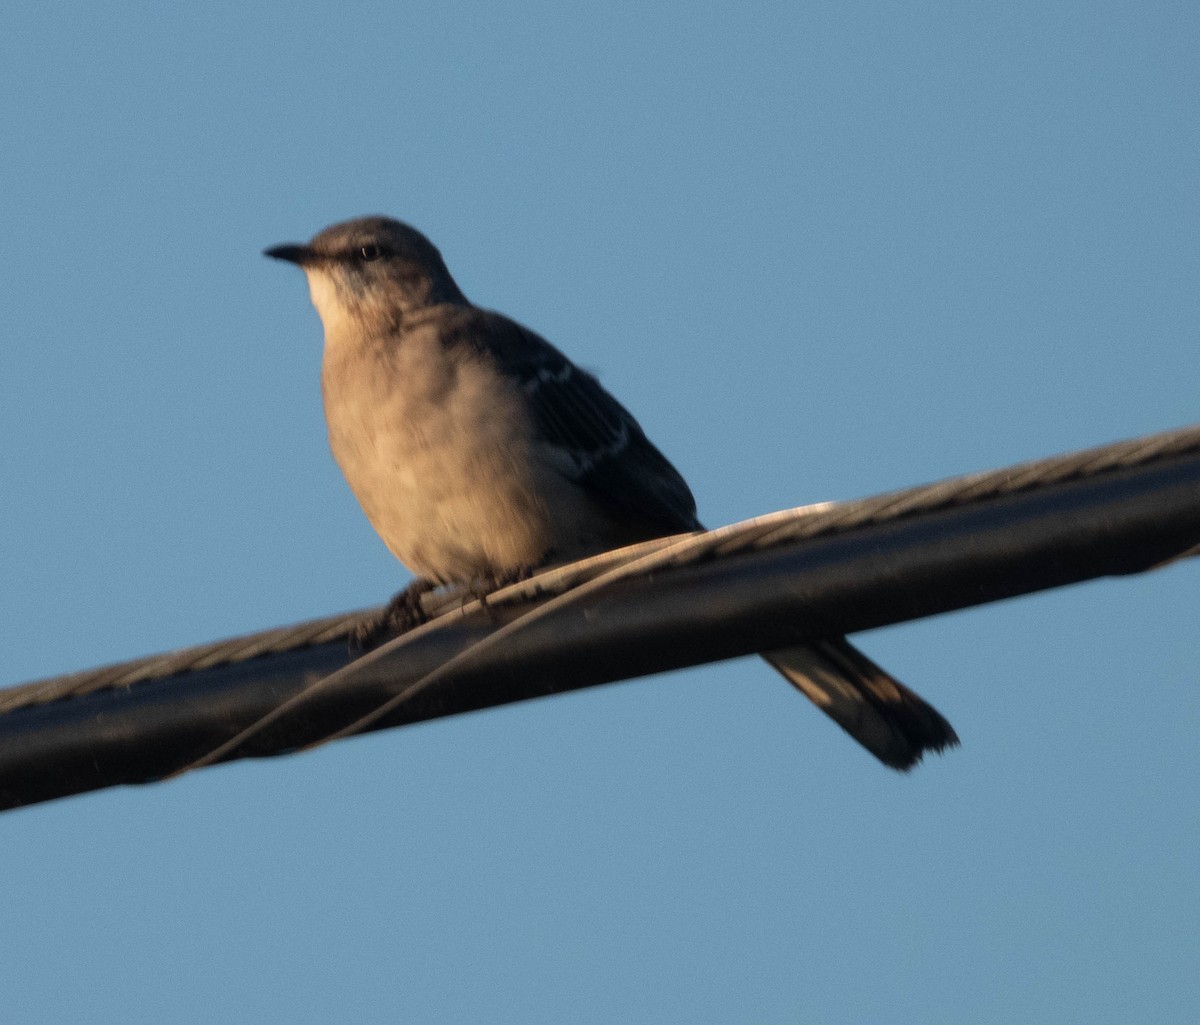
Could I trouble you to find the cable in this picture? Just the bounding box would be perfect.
[1,422,1197,810]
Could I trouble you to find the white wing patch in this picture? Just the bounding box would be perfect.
[522,363,573,393]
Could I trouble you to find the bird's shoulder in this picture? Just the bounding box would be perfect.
[417,304,701,538]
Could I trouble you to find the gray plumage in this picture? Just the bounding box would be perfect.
[266,216,958,769]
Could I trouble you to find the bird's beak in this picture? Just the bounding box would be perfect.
[264,243,315,266]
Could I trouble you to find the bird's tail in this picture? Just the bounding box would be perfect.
[762,638,958,770]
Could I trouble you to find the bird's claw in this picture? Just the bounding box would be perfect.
[351,578,438,651]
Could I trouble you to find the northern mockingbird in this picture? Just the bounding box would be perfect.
[266,216,958,769]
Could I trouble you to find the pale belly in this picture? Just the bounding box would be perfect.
[322,338,611,583]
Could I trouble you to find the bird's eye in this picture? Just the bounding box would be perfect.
[358,244,384,261]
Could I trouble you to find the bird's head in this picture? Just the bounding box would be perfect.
[265,216,467,334]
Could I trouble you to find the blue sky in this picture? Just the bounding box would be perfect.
[2,3,1197,1022]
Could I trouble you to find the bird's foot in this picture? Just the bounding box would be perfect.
[470,564,536,599]
[467,565,538,617]
[352,578,438,651]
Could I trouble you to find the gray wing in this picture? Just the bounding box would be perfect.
[446,308,701,537]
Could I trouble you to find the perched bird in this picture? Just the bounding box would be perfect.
[265,216,958,769]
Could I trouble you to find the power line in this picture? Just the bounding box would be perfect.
[2,423,1198,810]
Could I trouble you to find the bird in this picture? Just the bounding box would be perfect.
[265,216,958,769]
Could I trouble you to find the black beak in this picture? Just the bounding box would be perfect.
[264,243,314,265]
